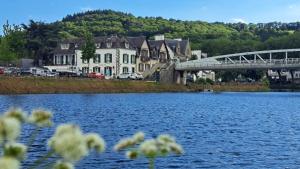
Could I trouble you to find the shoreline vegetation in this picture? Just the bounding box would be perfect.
[0,77,271,95]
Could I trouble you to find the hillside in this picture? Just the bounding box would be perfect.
[1,9,300,64]
[55,10,300,56]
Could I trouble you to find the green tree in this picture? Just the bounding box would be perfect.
[0,37,17,65]
[81,31,96,74]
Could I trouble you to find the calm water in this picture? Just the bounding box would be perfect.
[1,92,300,169]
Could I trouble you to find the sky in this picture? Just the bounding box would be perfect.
[1,0,300,34]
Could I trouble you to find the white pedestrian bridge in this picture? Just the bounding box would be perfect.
[176,49,300,71]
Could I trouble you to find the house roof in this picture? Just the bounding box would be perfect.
[165,39,189,56]
[127,36,147,49]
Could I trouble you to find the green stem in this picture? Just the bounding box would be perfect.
[149,158,155,169]
[27,127,41,148]
[29,150,54,169]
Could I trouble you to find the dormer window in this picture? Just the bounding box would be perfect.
[96,43,101,48]
[61,44,70,50]
[106,42,112,48]
[125,42,129,49]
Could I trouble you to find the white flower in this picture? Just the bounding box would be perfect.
[0,157,20,169]
[132,132,145,143]
[85,133,106,153]
[139,139,158,158]
[53,161,74,169]
[114,138,136,151]
[4,108,27,123]
[48,124,88,162]
[0,117,21,143]
[157,134,175,144]
[29,109,52,127]
[126,150,138,159]
[4,143,27,160]
[168,142,184,155]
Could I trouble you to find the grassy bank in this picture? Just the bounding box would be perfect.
[0,77,270,94]
[0,77,196,94]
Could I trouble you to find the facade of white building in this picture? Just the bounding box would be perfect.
[46,35,192,78]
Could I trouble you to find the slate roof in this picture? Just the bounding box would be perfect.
[127,36,147,49]
[53,35,137,55]
[165,39,189,56]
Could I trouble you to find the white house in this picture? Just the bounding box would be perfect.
[46,35,192,78]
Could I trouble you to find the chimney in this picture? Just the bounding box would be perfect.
[154,34,165,41]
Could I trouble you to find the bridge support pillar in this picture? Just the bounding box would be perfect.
[290,70,295,83]
[174,71,187,85]
[182,71,187,85]
[175,71,181,84]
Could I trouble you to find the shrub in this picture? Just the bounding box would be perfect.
[0,108,106,169]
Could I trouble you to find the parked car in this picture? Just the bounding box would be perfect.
[19,68,32,76]
[88,72,105,79]
[129,73,144,80]
[46,72,59,77]
[30,67,51,77]
[0,67,4,75]
[117,73,131,79]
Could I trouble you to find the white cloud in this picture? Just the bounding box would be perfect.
[231,18,248,24]
[80,7,94,12]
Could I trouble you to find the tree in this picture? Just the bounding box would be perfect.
[81,31,96,74]
[0,37,17,65]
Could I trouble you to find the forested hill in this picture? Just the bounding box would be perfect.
[1,9,300,63]
[57,10,300,56]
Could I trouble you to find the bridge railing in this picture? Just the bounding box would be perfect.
[175,58,300,70]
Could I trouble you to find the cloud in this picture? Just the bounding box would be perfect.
[231,18,248,24]
[80,7,94,12]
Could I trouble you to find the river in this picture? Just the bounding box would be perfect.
[0,92,300,169]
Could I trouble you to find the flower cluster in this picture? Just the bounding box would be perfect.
[0,107,106,169]
[48,124,106,167]
[114,132,184,168]
[114,132,145,151]
[28,109,53,127]
[0,108,29,169]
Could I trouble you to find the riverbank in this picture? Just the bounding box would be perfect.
[0,77,193,94]
[0,77,269,94]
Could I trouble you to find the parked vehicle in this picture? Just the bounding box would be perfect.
[30,67,51,77]
[19,68,32,76]
[117,73,131,79]
[4,67,18,75]
[0,67,4,75]
[46,72,59,77]
[88,72,105,79]
[129,73,144,80]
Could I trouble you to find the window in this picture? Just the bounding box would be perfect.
[60,55,64,65]
[82,67,89,74]
[65,55,69,65]
[94,54,101,63]
[132,67,135,73]
[131,55,136,64]
[104,67,112,76]
[123,54,129,64]
[141,50,148,57]
[96,43,101,48]
[82,59,89,64]
[145,64,150,71]
[123,67,129,73]
[106,42,112,48]
[125,42,129,49]
[93,67,101,73]
[61,44,70,50]
[139,63,144,72]
[105,53,112,63]
[72,55,75,65]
